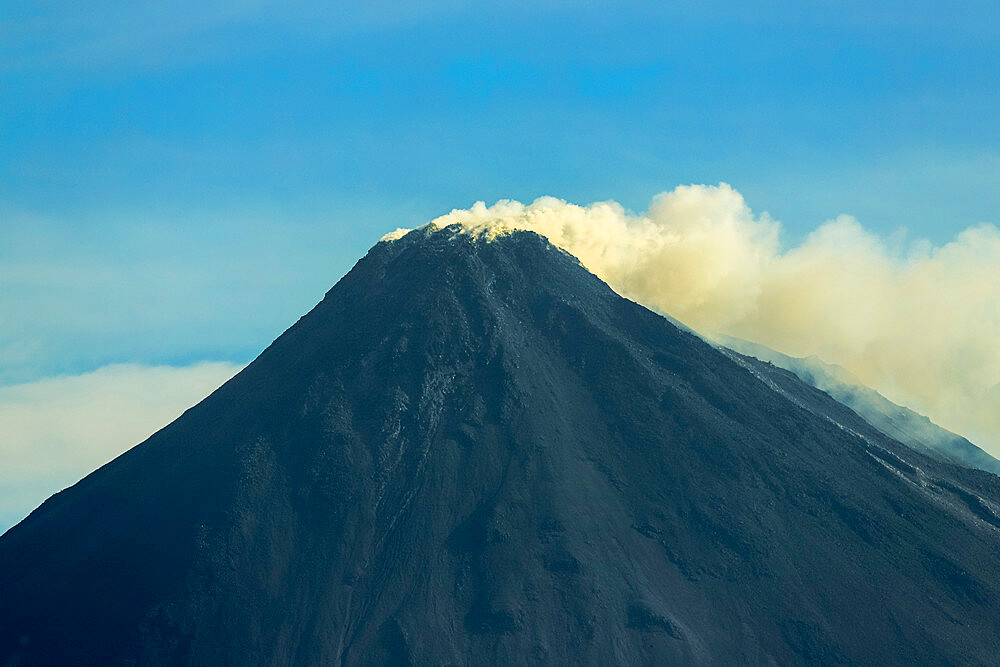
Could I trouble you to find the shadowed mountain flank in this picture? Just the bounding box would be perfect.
[2,226,1000,665]
[714,334,1000,477]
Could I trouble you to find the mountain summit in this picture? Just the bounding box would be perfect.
[3,226,1000,664]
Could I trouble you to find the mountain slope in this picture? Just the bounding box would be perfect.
[2,226,1000,665]
[716,334,1000,476]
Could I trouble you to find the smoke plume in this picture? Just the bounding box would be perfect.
[402,184,1000,455]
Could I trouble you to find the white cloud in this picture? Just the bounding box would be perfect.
[424,184,1000,456]
[0,361,243,533]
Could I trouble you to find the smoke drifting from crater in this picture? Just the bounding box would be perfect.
[412,185,1000,455]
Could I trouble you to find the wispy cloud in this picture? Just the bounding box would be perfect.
[0,361,243,533]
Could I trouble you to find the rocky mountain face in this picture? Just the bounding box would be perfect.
[2,226,1000,665]
[715,334,1000,477]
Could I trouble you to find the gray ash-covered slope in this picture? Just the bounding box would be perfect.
[714,335,1000,477]
[3,226,1000,665]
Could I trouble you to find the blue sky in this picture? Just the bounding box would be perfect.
[3,0,999,379]
[4,1,999,383]
[1,1,999,528]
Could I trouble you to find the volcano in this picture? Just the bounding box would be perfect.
[2,225,1000,665]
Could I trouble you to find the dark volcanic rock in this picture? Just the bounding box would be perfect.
[2,226,1000,665]
[716,334,1000,477]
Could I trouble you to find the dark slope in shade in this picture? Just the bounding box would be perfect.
[715,335,1000,477]
[3,226,1000,665]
